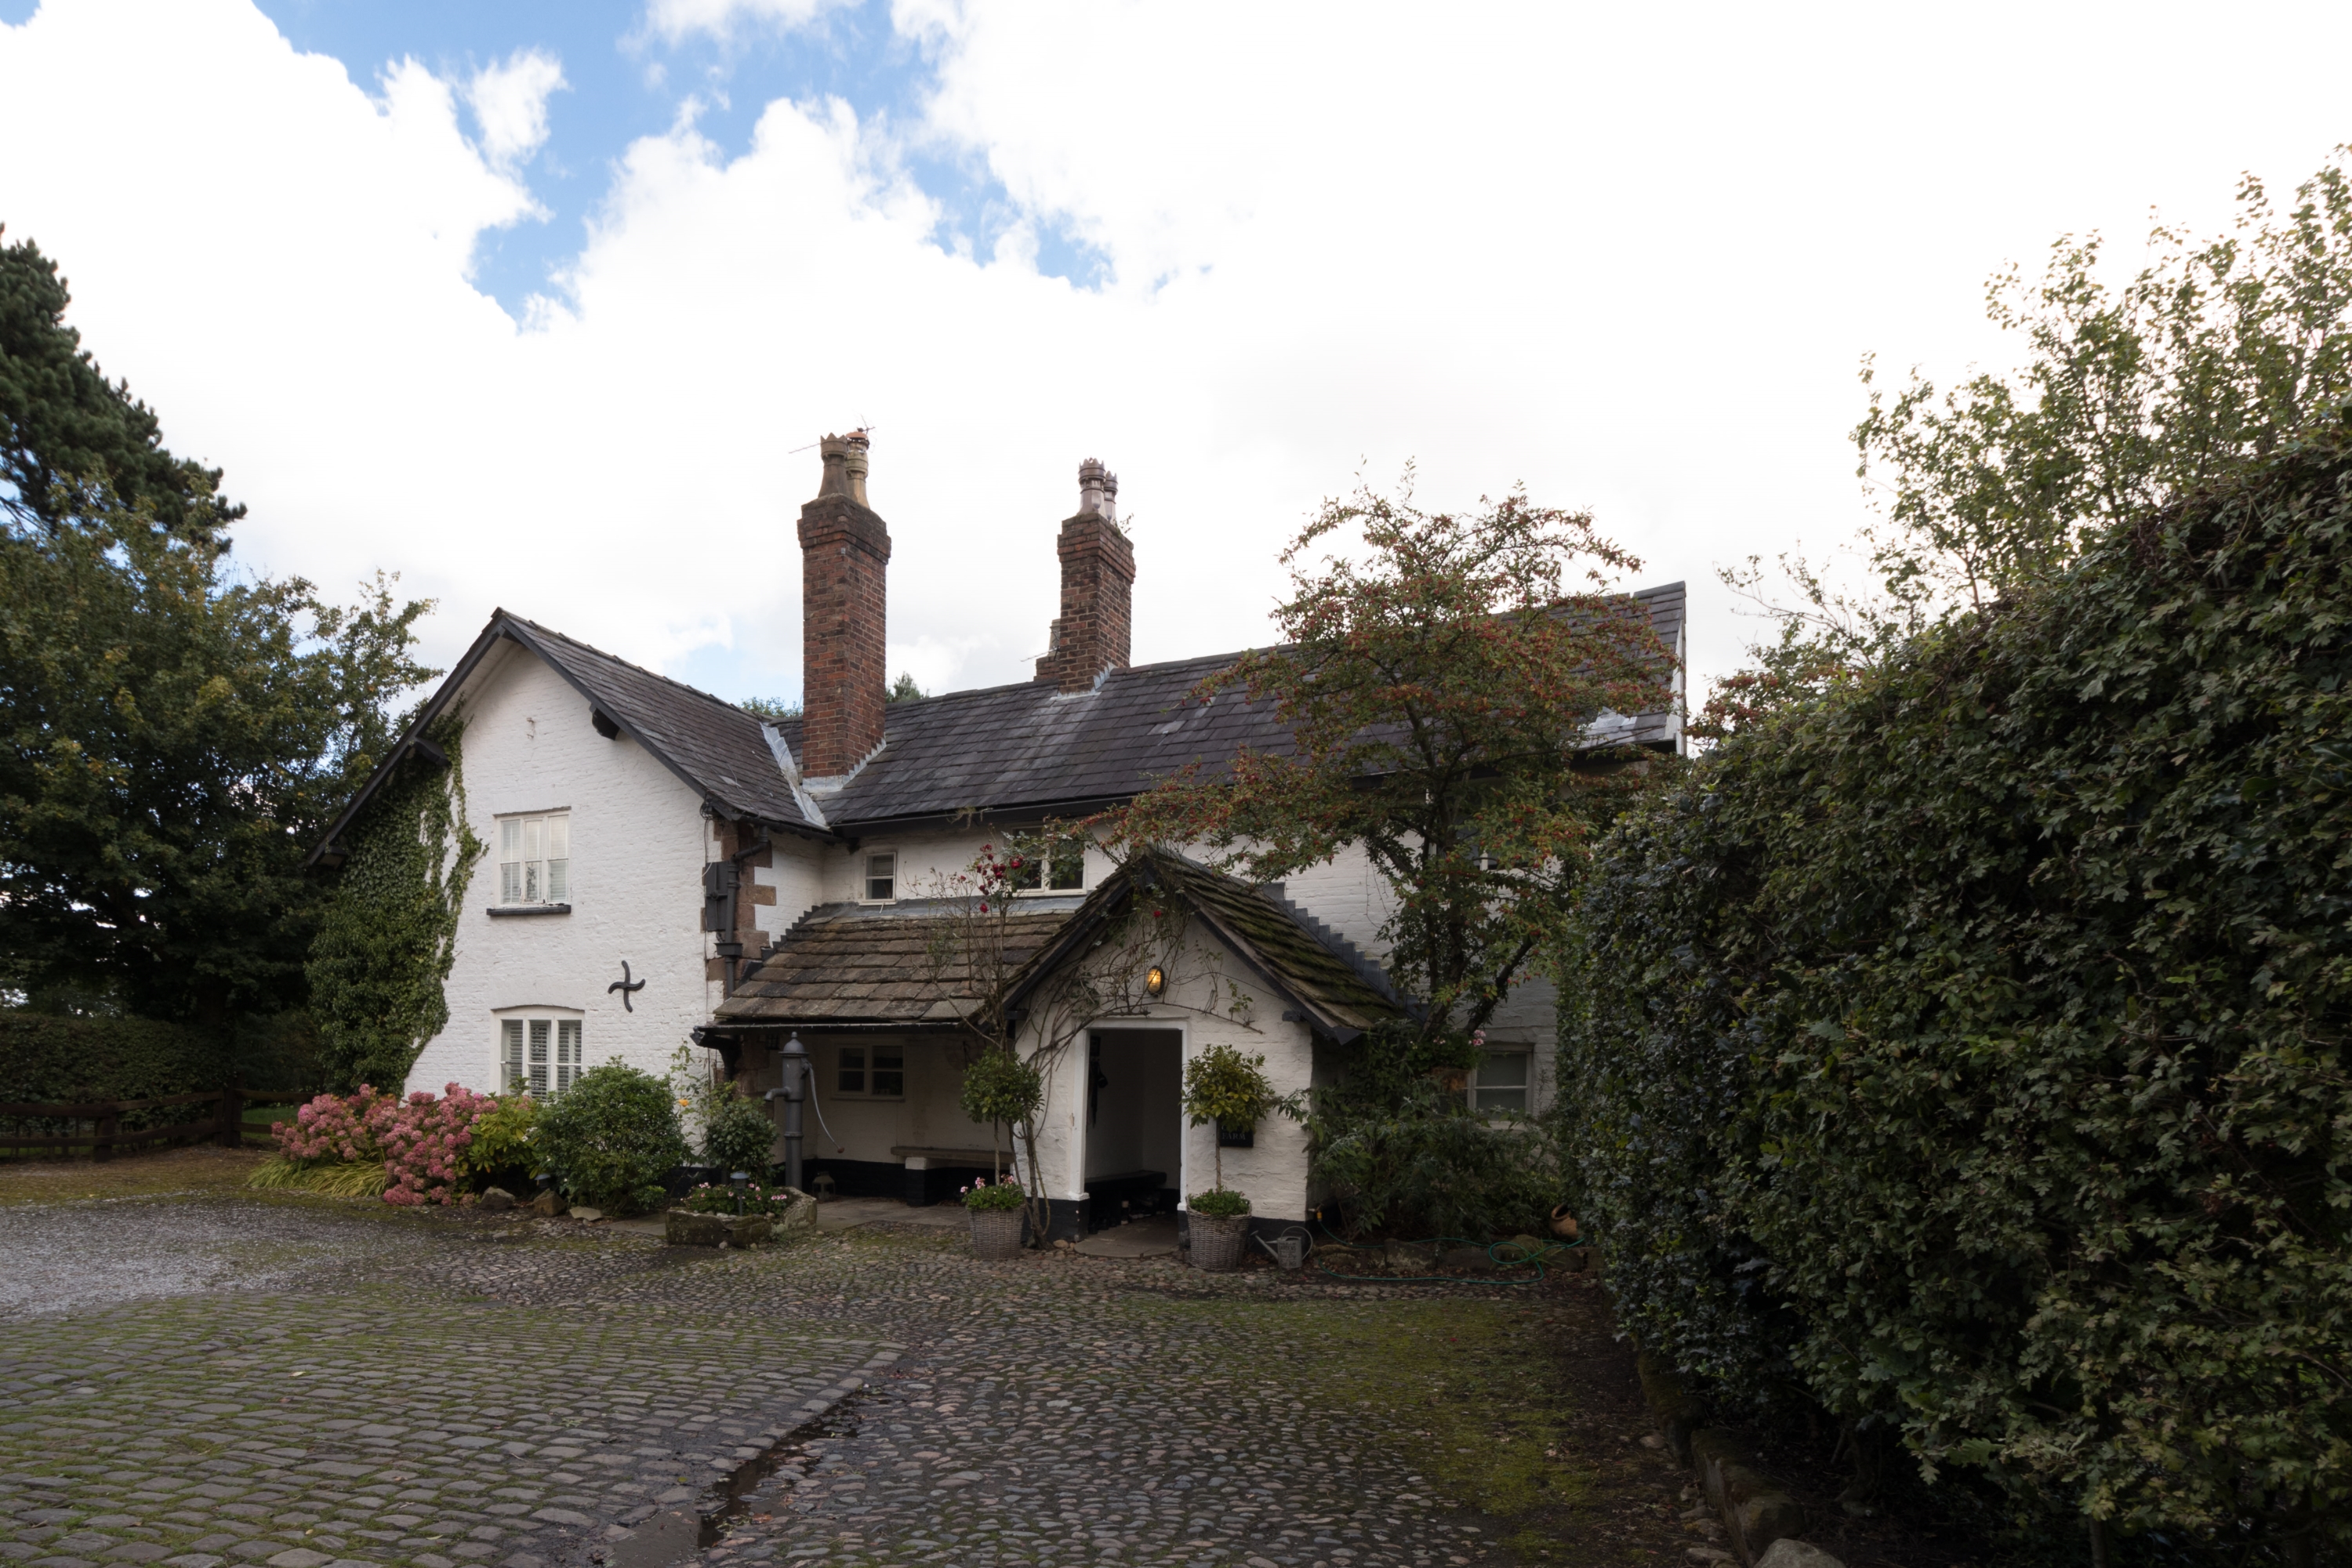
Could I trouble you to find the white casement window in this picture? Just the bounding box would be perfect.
[498,812,571,905]
[1010,840,1087,894]
[1469,1050,1530,1114]
[863,851,897,902]
[835,1044,905,1099]
[500,1017,583,1098]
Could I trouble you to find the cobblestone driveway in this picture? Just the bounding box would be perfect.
[1,1198,1683,1568]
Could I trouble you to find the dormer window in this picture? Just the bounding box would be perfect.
[864,851,897,902]
[499,812,570,905]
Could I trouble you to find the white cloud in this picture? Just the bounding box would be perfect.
[644,0,852,45]
[4,0,2352,718]
[463,47,566,174]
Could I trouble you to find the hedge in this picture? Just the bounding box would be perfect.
[0,1011,319,1136]
[1559,421,2352,1558]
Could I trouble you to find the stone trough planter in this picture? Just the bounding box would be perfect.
[665,1210,773,1247]
[663,1187,818,1247]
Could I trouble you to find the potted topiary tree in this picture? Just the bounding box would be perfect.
[958,1043,1044,1246]
[962,1174,1028,1259]
[1181,1043,1294,1272]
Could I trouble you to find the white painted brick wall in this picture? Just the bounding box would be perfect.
[408,647,721,1098]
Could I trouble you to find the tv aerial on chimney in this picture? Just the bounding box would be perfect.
[786,423,875,456]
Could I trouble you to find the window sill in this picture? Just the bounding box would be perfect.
[486,903,572,917]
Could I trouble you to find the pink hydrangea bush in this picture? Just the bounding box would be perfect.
[272,1086,396,1163]
[271,1083,504,1206]
[381,1084,496,1206]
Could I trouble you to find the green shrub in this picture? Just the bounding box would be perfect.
[699,1087,775,1175]
[1562,422,2352,1555]
[1187,1187,1250,1219]
[533,1063,688,1215]
[1307,1020,1559,1240]
[459,1092,539,1192]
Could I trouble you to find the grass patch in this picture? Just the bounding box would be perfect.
[1147,1295,1595,1556]
[0,1144,269,1205]
[246,1155,390,1197]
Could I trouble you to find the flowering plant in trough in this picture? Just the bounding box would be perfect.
[678,1179,802,1217]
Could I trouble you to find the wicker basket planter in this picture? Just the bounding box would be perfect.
[970,1207,1025,1260]
[1188,1212,1250,1272]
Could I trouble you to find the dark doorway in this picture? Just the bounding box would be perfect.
[1083,1029,1181,1229]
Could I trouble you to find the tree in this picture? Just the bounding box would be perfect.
[1115,470,1672,1040]
[0,485,432,1025]
[1710,146,2352,735]
[0,230,241,550]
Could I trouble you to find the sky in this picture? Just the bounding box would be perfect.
[2,0,2351,710]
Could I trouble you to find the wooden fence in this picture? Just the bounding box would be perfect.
[0,1083,317,1161]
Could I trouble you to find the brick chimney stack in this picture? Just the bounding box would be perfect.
[1036,457,1136,692]
[798,431,891,776]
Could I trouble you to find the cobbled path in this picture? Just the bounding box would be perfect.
[1,1198,1624,1568]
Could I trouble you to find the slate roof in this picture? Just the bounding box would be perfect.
[786,580,1687,831]
[712,903,1076,1027]
[310,583,1686,861]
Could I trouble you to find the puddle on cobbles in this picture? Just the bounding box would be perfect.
[599,1401,863,1568]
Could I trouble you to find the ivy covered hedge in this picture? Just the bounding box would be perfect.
[1559,423,2352,1555]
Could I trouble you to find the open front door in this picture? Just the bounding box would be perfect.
[1080,1029,1181,1231]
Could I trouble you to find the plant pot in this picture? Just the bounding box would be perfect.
[1548,1203,1580,1240]
[664,1209,774,1247]
[970,1207,1025,1260]
[1189,1212,1250,1272]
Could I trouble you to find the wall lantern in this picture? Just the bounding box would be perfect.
[1144,965,1167,997]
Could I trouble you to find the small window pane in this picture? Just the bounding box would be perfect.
[546,856,568,901]
[866,853,895,902]
[1048,843,1084,891]
[873,1047,904,1098]
[1475,1051,1528,1112]
[502,1020,524,1093]
[546,818,568,858]
[528,1019,550,1097]
[501,862,521,903]
[501,819,521,858]
[556,1021,581,1096]
[838,1045,866,1095]
[1008,853,1042,891]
